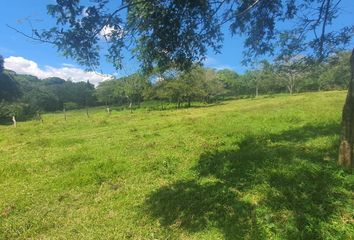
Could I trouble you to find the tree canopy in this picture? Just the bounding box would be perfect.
[31,0,353,72]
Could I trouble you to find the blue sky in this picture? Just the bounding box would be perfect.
[0,0,353,84]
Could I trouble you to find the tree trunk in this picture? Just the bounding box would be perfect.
[338,48,354,168]
[289,84,293,95]
[255,85,259,98]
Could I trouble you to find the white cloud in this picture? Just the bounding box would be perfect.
[61,63,77,68]
[82,7,89,17]
[100,25,125,41]
[214,65,234,70]
[203,56,237,71]
[100,25,116,38]
[4,56,111,85]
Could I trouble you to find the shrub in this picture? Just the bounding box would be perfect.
[64,102,79,110]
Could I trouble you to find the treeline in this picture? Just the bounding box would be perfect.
[0,52,350,122]
[95,52,350,107]
[0,67,95,121]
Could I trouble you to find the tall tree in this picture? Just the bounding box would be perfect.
[121,73,150,107]
[179,66,207,107]
[203,68,225,102]
[216,69,239,96]
[275,56,307,95]
[95,79,118,106]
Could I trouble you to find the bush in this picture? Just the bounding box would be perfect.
[0,101,29,123]
[64,102,79,110]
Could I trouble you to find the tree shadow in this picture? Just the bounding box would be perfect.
[145,180,265,239]
[144,122,352,239]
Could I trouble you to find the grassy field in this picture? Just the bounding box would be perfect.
[0,91,353,240]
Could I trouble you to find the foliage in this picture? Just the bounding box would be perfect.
[203,68,226,102]
[35,0,353,71]
[216,69,240,95]
[63,102,80,110]
[147,66,225,107]
[120,73,150,106]
[0,101,27,122]
[274,56,308,94]
[95,79,118,106]
[320,52,351,90]
[0,71,97,121]
[95,74,150,107]
[0,71,21,101]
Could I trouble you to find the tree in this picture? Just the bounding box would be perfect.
[95,79,118,106]
[120,73,150,108]
[0,101,26,123]
[0,71,21,102]
[20,0,354,166]
[180,66,207,107]
[0,55,4,73]
[275,56,307,95]
[153,78,171,109]
[216,69,239,96]
[1,71,98,117]
[240,70,261,97]
[151,66,210,108]
[164,78,187,108]
[320,52,351,91]
[203,68,225,102]
[241,60,274,97]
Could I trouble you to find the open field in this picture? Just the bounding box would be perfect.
[0,91,353,239]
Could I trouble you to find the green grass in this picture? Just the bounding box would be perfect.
[0,91,353,240]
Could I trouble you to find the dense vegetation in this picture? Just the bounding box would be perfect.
[0,69,96,122]
[0,91,353,239]
[0,51,350,123]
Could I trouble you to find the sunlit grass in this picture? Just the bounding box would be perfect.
[0,91,353,239]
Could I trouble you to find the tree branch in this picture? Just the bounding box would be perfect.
[6,24,55,44]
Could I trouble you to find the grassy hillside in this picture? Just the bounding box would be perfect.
[0,91,353,239]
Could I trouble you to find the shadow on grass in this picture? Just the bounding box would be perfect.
[144,122,353,239]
